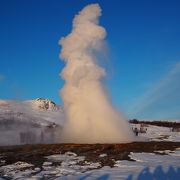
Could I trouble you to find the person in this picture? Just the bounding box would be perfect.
[134,127,139,136]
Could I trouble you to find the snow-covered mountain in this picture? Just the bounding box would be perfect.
[0,98,64,128]
[0,98,65,145]
[28,98,61,111]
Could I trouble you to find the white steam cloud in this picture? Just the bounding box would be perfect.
[59,4,133,143]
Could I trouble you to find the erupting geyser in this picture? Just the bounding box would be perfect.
[59,4,133,143]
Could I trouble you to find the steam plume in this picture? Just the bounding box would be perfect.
[59,4,133,143]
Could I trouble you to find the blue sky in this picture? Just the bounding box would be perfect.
[0,0,180,120]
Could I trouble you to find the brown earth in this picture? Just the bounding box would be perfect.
[0,141,180,168]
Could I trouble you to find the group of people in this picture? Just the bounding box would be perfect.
[132,124,147,136]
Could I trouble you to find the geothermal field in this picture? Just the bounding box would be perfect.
[0,2,180,180]
[0,122,180,179]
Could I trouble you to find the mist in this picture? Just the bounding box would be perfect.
[59,4,133,143]
[0,100,62,146]
[128,62,180,120]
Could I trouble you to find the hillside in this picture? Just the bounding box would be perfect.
[0,98,64,145]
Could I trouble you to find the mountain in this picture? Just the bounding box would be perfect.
[0,98,65,145]
[0,98,64,128]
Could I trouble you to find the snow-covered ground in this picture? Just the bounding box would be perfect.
[63,151,180,180]
[0,149,179,179]
[131,124,180,142]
